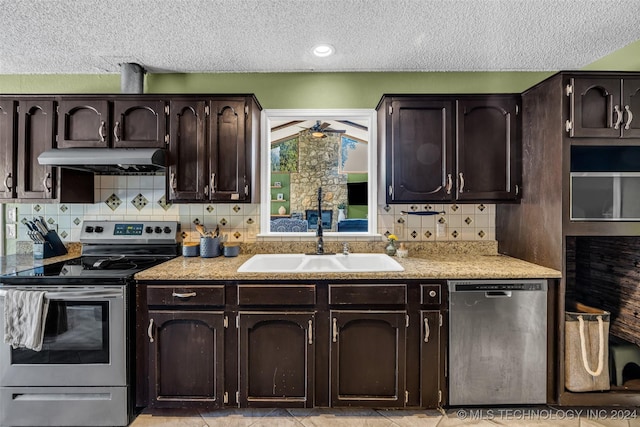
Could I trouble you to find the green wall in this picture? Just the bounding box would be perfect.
[0,72,551,108]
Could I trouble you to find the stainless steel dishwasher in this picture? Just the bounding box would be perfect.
[448,279,547,405]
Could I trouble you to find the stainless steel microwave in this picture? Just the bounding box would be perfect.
[571,172,640,221]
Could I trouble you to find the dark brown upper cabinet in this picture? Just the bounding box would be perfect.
[17,99,56,200]
[378,94,521,203]
[57,97,167,148]
[567,76,640,139]
[383,99,454,202]
[0,100,17,200]
[167,100,207,201]
[456,97,520,201]
[167,96,260,203]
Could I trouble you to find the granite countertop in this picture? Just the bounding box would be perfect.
[134,253,562,281]
[0,241,561,281]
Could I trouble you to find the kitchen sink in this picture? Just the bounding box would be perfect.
[237,253,404,273]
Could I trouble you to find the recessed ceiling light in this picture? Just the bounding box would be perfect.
[312,44,335,58]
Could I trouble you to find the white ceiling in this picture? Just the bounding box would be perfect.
[1,0,639,74]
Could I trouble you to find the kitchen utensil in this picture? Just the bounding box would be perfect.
[33,218,49,235]
[39,216,50,231]
[213,224,220,238]
[195,223,207,237]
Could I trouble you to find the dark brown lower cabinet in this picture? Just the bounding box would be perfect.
[238,312,315,408]
[330,310,407,407]
[148,310,225,408]
[421,310,443,407]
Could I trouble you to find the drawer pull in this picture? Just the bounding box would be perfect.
[172,291,197,298]
[98,120,106,142]
[148,318,154,343]
[424,317,430,343]
[4,173,12,191]
[332,318,338,343]
[308,320,313,345]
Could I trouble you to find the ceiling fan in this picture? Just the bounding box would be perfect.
[303,120,346,138]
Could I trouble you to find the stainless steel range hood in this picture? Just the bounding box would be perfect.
[38,148,166,174]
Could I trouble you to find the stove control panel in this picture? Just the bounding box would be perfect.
[81,221,179,244]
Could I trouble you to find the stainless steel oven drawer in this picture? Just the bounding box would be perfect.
[0,386,129,426]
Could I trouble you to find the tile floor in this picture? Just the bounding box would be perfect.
[130,407,640,427]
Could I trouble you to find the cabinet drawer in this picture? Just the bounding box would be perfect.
[420,284,442,305]
[329,284,407,305]
[237,284,316,306]
[147,286,225,307]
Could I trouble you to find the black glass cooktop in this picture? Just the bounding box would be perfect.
[1,255,174,284]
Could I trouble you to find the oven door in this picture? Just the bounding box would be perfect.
[0,286,126,387]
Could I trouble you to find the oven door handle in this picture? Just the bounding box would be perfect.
[0,289,124,300]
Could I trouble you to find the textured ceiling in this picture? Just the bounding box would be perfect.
[1,0,639,74]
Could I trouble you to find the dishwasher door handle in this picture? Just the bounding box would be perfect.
[485,291,512,298]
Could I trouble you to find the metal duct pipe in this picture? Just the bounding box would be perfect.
[120,63,145,94]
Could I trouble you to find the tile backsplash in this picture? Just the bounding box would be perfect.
[4,175,495,254]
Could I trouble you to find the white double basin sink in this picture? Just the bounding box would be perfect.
[237,253,404,273]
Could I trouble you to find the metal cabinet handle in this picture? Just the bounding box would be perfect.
[308,320,313,345]
[204,185,209,195]
[113,121,121,142]
[445,173,452,194]
[388,185,393,197]
[42,172,51,193]
[4,173,12,191]
[172,291,197,298]
[458,172,465,192]
[170,172,177,195]
[332,318,338,343]
[614,105,623,130]
[210,173,216,195]
[98,120,106,142]
[625,105,634,130]
[148,318,154,343]
[424,317,430,343]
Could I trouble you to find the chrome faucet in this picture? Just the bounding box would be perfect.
[315,187,324,254]
[342,242,350,255]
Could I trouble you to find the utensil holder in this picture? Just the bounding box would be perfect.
[182,242,200,257]
[200,236,221,258]
[33,230,68,259]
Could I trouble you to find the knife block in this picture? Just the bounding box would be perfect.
[33,231,68,259]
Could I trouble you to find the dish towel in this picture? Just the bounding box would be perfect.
[3,290,50,351]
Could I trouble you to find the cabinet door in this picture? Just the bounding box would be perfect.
[167,100,207,201]
[569,77,622,138]
[112,99,166,148]
[456,97,520,201]
[388,99,454,202]
[57,99,109,148]
[420,310,442,408]
[17,99,55,199]
[0,100,16,200]
[238,312,314,408]
[621,78,640,139]
[148,310,225,408]
[330,310,406,407]
[209,99,247,201]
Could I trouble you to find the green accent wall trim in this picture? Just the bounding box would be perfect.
[0,72,551,108]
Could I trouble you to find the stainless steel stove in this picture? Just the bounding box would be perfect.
[0,220,179,427]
